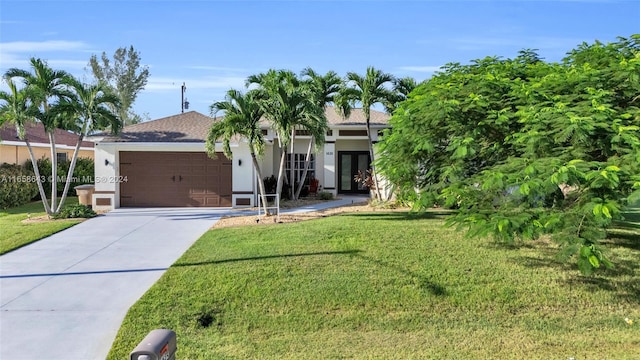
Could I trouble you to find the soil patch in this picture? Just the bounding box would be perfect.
[212,198,405,229]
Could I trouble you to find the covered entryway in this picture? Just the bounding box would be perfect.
[119,151,232,207]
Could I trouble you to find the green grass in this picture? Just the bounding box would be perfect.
[0,197,82,254]
[108,210,639,359]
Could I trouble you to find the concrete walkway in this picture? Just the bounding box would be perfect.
[0,208,232,360]
[0,196,368,360]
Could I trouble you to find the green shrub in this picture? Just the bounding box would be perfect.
[263,175,277,194]
[25,157,94,198]
[52,204,96,219]
[318,191,333,200]
[0,163,39,209]
[67,157,94,189]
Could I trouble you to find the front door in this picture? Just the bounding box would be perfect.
[338,151,370,194]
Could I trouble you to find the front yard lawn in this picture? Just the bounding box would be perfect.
[0,197,82,255]
[108,209,639,359]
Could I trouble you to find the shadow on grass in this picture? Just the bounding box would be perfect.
[605,231,640,251]
[566,263,640,305]
[352,253,448,297]
[516,255,571,271]
[173,250,363,268]
[517,255,639,304]
[613,221,640,231]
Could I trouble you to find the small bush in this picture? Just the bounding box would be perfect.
[0,163,39,209]
[318,191,333,200]
[263,175,277,194]
[52,204,97,219]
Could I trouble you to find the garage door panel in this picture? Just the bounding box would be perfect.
[119,151,232,207]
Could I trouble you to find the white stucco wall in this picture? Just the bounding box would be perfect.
[230,140,257,207]
[322,143,335,193]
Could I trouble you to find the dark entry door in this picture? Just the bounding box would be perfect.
[338,151,370,194]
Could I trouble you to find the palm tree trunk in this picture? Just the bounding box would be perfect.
[385,183,396,202]
[365,118,382,200]
[295,136,314,199]
[251,153,268,214]
[289,128,296,200]
[48,132,58,213]
[56,134,84,213]
[275,145,287,199]
[24,138,52,215]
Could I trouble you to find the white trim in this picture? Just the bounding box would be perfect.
[0,140,93,151]
[95,141,237,149]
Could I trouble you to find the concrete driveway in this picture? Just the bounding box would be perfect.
[0,207,231,360]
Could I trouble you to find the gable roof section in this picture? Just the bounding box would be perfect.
[96,107,390,143]
[99,111,217,143]
[0,122,94,148]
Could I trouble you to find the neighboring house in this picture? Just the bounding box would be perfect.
[0,122,94,165]
[89,107,389,210]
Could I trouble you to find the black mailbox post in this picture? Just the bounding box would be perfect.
[130,329,177,360]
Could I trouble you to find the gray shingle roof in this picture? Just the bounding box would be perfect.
[97,107,389,143]
[0,122,94,148]
[98,111,217,143]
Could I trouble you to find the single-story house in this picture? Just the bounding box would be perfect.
[88,107,389,211]
[0,122,94,165]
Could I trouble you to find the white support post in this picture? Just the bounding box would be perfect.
[258,193,280,222]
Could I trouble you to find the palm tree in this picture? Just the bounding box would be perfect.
[296,68,342,199]
[207,89,268,213]
[340,67,397,200]
[0,77,52,209]
[247,69,324,200]
[53,76,120,212]
[5,58,73,215]
[386,76,417,113]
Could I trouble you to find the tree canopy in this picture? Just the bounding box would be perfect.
[88,46,150,126]
[2,58,120,216]
[378,35,640,274]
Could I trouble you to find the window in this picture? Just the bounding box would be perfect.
[285,153,315,185]
[338,129,368,137]
[56,152,68,164]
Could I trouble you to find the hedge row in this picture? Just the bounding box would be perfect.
[0,157,95,209]
[0,163,39,209]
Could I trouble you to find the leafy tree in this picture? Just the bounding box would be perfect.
[339,67,397,200]
[207,89,269,212]
[4,58,73,215]
[88,46,150,126]
[378,35,640,274]
[247,69,324,200]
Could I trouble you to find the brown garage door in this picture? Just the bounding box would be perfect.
[119,151,232,207]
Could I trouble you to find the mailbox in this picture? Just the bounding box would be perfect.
[130,329,177,360]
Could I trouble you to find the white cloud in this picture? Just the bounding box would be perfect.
[0,40,92,71]
[1,40,88,53]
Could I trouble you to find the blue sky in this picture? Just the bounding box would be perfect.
[1,0,639,121]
